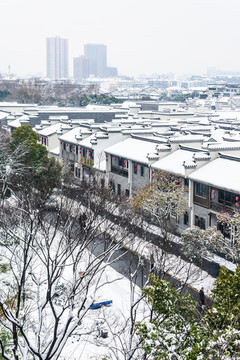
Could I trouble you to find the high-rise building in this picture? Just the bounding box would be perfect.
[84,44,107,78]
[73,44,118,81]
[73,55,89,80]
[46,36,68,80]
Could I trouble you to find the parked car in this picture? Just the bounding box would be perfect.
[90,300,113,309]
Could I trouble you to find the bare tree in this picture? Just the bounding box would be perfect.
[0,181,144,360]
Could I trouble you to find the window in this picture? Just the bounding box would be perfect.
[88,150,94,160]
[118,158,128,168]
[195,182,206,197]
[195,215,206,230]
[117,184,121,196]
[75,167,80,178]
[112,156,117,165]
[82,148,87,157]
[63,143,66,150]
[218,190,236,205]
[118,158,124,167]
[125,189,130,197]
[225,191,232,204]
[184,211,189,225]
[184,178,189,187]
[70,144,73,153]
[109,180,115,192]
[141,166,144,177]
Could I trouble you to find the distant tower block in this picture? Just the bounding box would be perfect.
[46,36,69,80]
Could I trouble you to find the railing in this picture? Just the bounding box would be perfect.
[210,201,235,215]
[111,166,128,178]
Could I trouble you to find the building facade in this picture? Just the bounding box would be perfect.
[46,36,69,80]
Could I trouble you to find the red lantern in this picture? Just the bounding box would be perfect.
[60,141,62,144]
[114,157,116,161]
[236,202,239,207]
[236,197,239,201]
[212,195,215,199]
[212,190,216,194]
[179,179,182,183]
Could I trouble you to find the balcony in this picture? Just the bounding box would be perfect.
[111,165,128,178]
[210,201,235,215]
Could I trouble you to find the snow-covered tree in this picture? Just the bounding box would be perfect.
[137,266,240,360]
[136,274,197,359]
[180,225,225,261]
[0,179,143,359]
[131,170,202,288]
[132,170,187,236]
[227,212,240,261]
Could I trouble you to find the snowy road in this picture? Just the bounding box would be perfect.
[60,261,146,360]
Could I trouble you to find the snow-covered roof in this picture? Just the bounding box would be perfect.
[105,137,167,164]
[215,110,240,120]
[0,111,9,119]
[8,118,23,128]
[76,132,109,149]
[17,114,30,121]
[189,154,240,193]
[152,148,201,176]
[49,146,60,156]
[59,127,92,144]
[202,141,240,151]
[168,134,207,143]
[38,123,73,136]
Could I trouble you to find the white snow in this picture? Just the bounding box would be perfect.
[60,265,144,360]
[189,154,240,193]
[105,137,165,165]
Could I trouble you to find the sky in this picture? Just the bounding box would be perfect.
[1,0,240,78]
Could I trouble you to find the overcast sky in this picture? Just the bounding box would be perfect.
[1,0,240,78]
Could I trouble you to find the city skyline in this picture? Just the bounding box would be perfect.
[1,0,240,78]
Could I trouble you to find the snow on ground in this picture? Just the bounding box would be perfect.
[60,264,145,360]
[55,194,235,295]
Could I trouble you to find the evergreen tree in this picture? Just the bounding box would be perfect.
[137,267,240,360]
[9,125,62,200]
